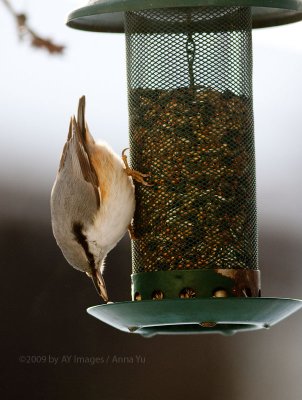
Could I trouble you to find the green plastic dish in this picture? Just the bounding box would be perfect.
[87,297,302,337]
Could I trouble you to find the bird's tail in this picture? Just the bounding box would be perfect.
[77,95,95,145]
[77,95,86,139]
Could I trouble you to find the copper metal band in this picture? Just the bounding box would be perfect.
[131,269,261,300]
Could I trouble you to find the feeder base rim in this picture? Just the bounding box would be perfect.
[87,297,302,337]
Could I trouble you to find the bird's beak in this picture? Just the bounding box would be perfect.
[89,270,109,303]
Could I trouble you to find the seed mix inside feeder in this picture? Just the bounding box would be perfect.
[67,0,302,336]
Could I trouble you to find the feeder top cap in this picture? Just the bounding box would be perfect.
[67,0,302,31]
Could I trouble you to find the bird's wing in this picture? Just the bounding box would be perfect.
[73,96,101,208]
[72,116,101,209]
[58,118,73,173]
[57,96,101,209]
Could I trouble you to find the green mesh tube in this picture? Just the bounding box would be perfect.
[125,7,259,300]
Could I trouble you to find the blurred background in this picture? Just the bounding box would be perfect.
[1,1,301,399]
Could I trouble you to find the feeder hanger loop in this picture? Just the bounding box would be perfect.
[185,10,196,90]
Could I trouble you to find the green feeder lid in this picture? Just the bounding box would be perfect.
[87,297,302,337]
[67,0,302,32]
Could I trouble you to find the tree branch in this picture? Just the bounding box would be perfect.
[1,0,65,55]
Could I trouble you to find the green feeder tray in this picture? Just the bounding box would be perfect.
[87,298,302,337]
[67,1,302,336]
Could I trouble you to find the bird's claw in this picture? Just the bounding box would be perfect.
[122,148,153,187]
[127,169,153,186]
[128,224,137,240]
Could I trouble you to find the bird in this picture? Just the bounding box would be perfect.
[50,95,151,302]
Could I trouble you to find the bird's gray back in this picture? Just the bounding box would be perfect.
[50,155,99,271]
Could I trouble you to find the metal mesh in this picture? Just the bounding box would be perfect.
[125,7,258,274]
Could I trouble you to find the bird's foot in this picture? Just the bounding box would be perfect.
[128,224,137,240]
[122,148,153,186]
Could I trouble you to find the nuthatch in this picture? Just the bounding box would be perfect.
[50,96,151,302]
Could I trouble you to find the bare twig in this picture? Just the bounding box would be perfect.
[1,0,65,55]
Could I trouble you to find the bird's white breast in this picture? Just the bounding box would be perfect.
[84,142,136,261]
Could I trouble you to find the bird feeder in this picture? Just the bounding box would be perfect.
[67,0,302,336]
